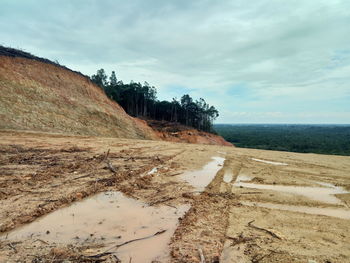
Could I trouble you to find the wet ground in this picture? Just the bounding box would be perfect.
[180,156,225,192]
[1,191,189,262]
[1,130,350,262]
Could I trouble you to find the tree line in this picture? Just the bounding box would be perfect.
[215,124,350,156]
[91,69,219,132]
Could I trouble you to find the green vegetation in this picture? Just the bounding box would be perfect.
[214,124,350,156]
[91,69,219,132]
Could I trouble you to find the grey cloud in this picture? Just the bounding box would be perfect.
[1,0,349,123]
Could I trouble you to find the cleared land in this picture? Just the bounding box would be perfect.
[0,130,349,262]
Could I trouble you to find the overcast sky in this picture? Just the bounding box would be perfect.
[1,0,349,123]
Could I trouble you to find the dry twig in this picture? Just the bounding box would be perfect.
[198,247,206,263]
[88,230,167,258]
[247,220,281,240]
[149,197,175,206]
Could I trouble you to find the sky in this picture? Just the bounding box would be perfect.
[1,0,349,124]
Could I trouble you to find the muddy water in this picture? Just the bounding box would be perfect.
[181,156,225,192]
[242,201,350,220]
[0,192,189,262]
[224,172,252,184]
[233,182,348,204]
[251,158,288,166]
[235,174,253,183]
[223,170,233,183]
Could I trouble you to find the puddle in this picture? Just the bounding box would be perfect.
[224,173,253,184]
[242,201,350,220]
[180,156,225,192]
[235,174,253,183]
[223,170,233,183]
[0,192,189,262]
[233,182,348,204]
[316,181,337,188]
[251,158,288,166]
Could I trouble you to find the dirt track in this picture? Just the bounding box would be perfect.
[0,130,350,262]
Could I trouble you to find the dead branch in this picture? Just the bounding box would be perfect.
[29,199,58,202]
[198,247,206,263]
[72,174,94,181]
[89,230,167,258]
[102,149,117,174]
[247,220,281,240]
[106,160,117,174]
[114,230,166,249]
[34,239,49,245]
[227,234,253,246]
[101,149,110,163]
[168,172,182,176]
[149,197,175,206]
[7,243,17,253]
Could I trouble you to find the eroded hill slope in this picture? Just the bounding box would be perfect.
[0,52,157,140]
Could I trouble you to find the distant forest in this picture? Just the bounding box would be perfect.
[91,69,219,132]
[215,124,350,156]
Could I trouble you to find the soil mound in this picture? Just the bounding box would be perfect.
[147,120,233,146]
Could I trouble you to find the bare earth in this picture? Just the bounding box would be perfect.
[0,130,349,262]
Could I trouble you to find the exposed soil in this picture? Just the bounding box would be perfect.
[0,54,158,140]
[147,120,233,146]
[0,54,232,147]
[0,130,350,262]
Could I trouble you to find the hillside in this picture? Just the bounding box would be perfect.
[0,48,157,140]
[0,46,232,146]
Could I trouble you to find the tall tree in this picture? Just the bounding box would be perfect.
[91,68,107,89]
[90,69,220,132]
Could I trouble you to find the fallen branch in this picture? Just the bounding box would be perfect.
[106,160,117,174]
[72,174,94,181]
[34,239,49,245]
[149,197,175,206]
[198,247,206,263]
[227,234,253,246]
[168,172,182,177]
[89,230,167,258]
[247,220,281,240]
[29,199,58,202]
[103,149,117,174]
[101,149,110,163]
[7,243,17,253]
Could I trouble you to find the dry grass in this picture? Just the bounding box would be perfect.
[0,55,158,140]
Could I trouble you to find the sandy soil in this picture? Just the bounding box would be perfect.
[0,130,350,262]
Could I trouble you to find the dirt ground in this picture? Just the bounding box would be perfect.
[0,130,350,262]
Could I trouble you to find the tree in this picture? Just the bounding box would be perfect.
[109,71,118,86]
[90,69,219,132]
[91,69,107,89]
[105,71,120,101]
